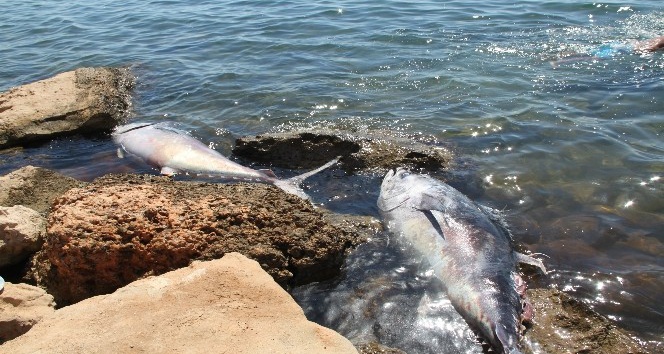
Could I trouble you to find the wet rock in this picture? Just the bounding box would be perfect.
[0,206,46,267]
[0,282,55,343]
[356,342,407,354]
[527,288,647,354]
[30,174,364,306]
[0,67,134,148]
[2,253,358,353]
[234,130,452,172]
[0,165,86,214]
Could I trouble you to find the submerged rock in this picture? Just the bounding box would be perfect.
[234,130,452,172]
[0,282,55,343]
[526,288,647,354]
[0,67,134,148]
[0,206,46,267]
[3,253,358,353]
[31,174,364,306]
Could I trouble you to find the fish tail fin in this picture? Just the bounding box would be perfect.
[287,156,340,185]
[258,169,278,178]
[273,156,340,199]
[515,251,548,274]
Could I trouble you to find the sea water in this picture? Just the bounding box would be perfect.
[1,0,662,351]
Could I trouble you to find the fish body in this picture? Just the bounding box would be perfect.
[378,168,544,354]
[113,122,338,199]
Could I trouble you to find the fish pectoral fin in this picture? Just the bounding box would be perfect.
[160,166,179,176]
[116,148,125,159]
[422,210,446,240]
[515,252,547,274]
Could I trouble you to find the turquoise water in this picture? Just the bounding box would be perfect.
[1,0,663,349]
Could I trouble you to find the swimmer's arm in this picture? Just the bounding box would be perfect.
[634,36,664,52]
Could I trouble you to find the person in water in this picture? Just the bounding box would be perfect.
[552,35,664,66]
[592,35,664,58]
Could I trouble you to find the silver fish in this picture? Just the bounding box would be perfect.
[112,122,339,199]
[377,168,546,354]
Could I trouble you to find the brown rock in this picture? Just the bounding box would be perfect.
[31,174,364,306]
[0,165,86,214]
[2,253,358,353]
[234,129,452,172]
[527,288,647,354]
[0,206,46,267]
[0,67,133,148]
[356,342,407,354]
[0,282,55,343]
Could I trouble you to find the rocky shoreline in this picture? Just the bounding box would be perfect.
[0,68,650,353]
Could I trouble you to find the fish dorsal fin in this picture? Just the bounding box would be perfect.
[258,169,278,178]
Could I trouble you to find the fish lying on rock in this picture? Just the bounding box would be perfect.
[113,122,339,200]
[377,168,546,354]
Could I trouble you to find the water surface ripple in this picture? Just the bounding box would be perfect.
[1,0,663,351]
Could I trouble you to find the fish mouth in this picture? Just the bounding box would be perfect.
[384,168,396,180]
[383,167,409,182]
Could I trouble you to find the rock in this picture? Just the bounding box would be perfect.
[233,129,452,172]
[31,174,364,306]
[2,253,358,353]
[356,342,407,354]
[0,282,55,343]
[526,288,647,354]
[0,206,46,267]
[0,165,86,214]
[0,67,134,148]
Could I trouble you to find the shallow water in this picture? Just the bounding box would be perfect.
[1,0,663,351]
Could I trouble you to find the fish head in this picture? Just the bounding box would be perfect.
[378,168,416,212]
[378,168,457,214]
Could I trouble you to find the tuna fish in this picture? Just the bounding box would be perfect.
[112,122,339,199]
[377,168,546,354]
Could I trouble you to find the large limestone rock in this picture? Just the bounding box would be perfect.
[31,174,364,306]
[0,67,133,148]
[0,205,46,267]
[2,253,358,353]
[0,165,86,214]
[0,282,55,343]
